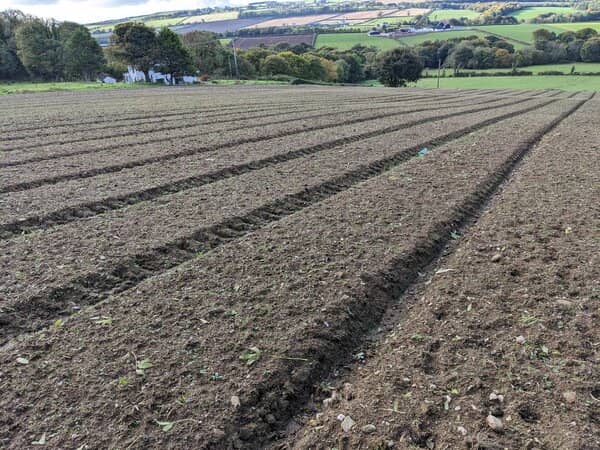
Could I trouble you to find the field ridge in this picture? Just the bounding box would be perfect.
[211,94,590,448]
[0,94,522,194]
[0,96,561,343]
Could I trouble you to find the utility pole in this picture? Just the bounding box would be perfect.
[232,40,240,79]
[436,51,441,89]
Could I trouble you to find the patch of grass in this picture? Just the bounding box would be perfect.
[416,75,600,91]
[475,24,564,43]
[427,62,600,75]
[397,29,489,46]
[315,32,401,51]
[0,81,146,96]
[428,9,480,21]
[549,21,600,33]
[510,6,578,22]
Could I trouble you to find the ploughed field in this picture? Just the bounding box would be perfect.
[0,86,598,449]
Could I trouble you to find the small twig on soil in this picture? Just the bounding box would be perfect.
[276,356,310,362]
[125,435,141,450]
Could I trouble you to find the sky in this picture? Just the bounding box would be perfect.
[3,0,250,24]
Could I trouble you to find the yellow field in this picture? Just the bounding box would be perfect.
[182,11,239,24]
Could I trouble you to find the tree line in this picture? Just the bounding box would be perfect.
[5,8,598,87]
[1,11,420,86]
[1,10,104,81]
[104,22,421,86]
[413,27,600,74]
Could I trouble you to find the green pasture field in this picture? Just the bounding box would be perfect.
[397,29,489,45]
[474,24,558,43]
[315,32,401,51]
[416,75,600,91]
[427,9,480,21]
[423,62,600,76]
[0,81,148,96]
[549,21,600,33]
[475,22,600,44]
[509,6,578,22]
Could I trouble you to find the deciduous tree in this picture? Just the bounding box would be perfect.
[377,47,423,87]
[62,27,104,80]
[15,19,62,80]
[156,27,192,80]
[109,22,157,73]
[581,36,600,62]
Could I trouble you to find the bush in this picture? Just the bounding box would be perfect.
[537,70,565,75]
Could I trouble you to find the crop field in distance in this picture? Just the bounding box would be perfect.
[0,85,598,449]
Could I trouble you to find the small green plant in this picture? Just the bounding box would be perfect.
[156,420,175,432]
[210,372,224,381]
[155,418,195,432]
[118,376,130,387]
[136,358,153,376]
[520,314,538,326]
[411,333,426,342]
[240,347,261,366]
[92,316,113,325]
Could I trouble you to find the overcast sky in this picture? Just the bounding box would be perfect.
[4,0,250,24]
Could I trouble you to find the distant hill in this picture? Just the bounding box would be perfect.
[85,0,419,35]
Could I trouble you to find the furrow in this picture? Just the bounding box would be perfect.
[1,93,437,147]
[0,95,523,193]
[0,93,471,159]
[1,94,479,167]
[0,97,541,237]
[0,97,559,342]
[213,96,589,449]
[0,91,439,134]
[1,102,392,152]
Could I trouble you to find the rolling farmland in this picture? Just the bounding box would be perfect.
[0,86,598,449]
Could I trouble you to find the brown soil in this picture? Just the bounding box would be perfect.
[280,98,600,449]
[0,93,533,230]
[0,95,557,341]
[0,86,596,450]
[1,95,487,190]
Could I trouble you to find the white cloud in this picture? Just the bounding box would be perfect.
[5,0,249,24]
